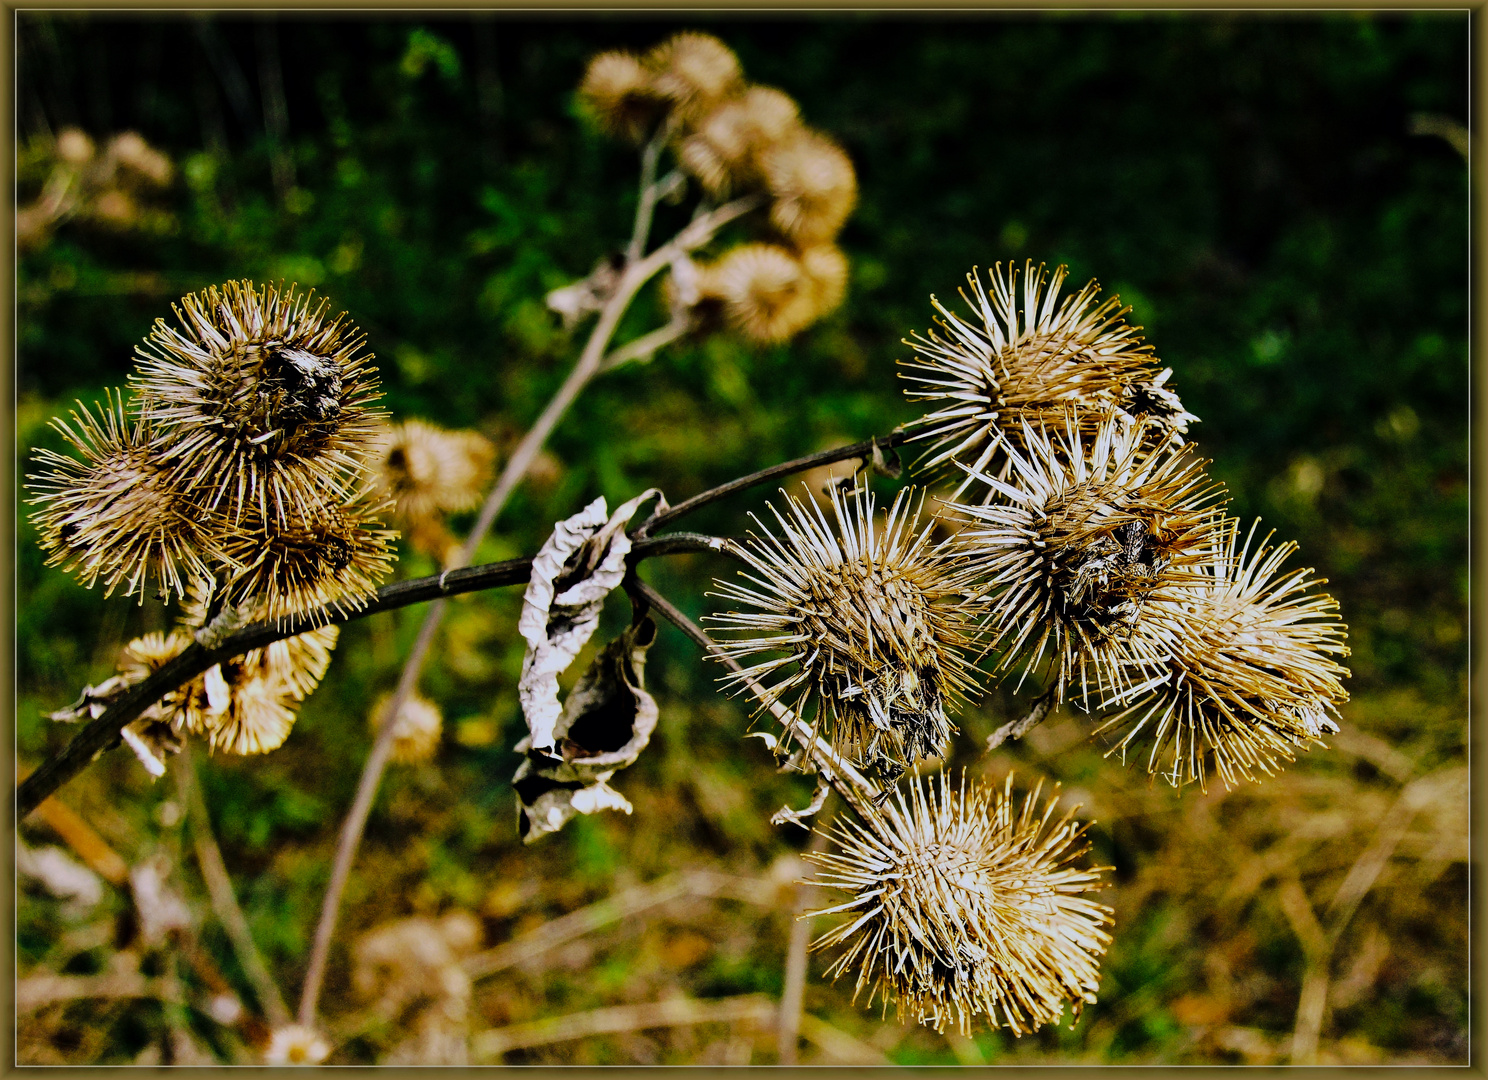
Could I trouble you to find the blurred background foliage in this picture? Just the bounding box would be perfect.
[15,12,1468,1065]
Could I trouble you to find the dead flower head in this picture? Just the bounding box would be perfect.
[369,419,496,525]
[806,771,1113,1036]
[370,692,444,765]
[578,49,666,143]
[761,128,858,244]
[951,412,1226,706]
[902,262,1189,488]
[130,280,385,527]
[1093,518,1351,791]
[699,241,847,344]
[28,390,210,604]
[644,32,743,122]
[678,85,801,197]
[708,486,984,782]
[121,588,339,756]
[215,494,397,624]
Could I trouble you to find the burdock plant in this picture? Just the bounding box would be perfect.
[19,28,1355,1064]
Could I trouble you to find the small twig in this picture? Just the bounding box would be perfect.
[626,127,667,264]
[777,825,830,1065]
[628,578,879,815]
[177,746,292,1028]
[462,868,776,983]
[598,314,695,374]
[985,685,1058,751]
[637,429,913,537]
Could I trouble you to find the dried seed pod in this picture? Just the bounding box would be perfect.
[644,32,743,122]
[761,128,857,244]
[700,242,842,344]
[120,590,339,756]
[677,84,802,196]
[28,390,212,603]
[1093,518,1351,791]
[130,280,385,528]
[215,494,397,625]
[902,262,1188,489]
[950,412,1226,706]
[708,486,985,782]
[368,419,496,525]
[807,771,1112,1036]
[578,50,666,143]
[370,692,444,765]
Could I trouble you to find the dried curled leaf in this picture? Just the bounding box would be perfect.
[514,617,660,842]
[515,489,662,756]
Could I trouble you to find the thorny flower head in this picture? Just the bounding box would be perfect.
[644,32,743,123]
[368,419,496,525]
[697,242,848,344]
[215,493,397,625]
[902,261,1194,495]
[28,390,212,604]
[370,692,444,765]
[130,279,385,527]
[761,129,859,245]
[708,486,985,783]
[950,413,1226,707]
[806,771,1113,1036]
[1092,518,1351,791]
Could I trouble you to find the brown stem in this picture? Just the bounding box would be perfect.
[177,746,293,1027]
[627,578,878,814]
[293,194,762,1028]
[986,685,1058,750]
[636,428,912,537]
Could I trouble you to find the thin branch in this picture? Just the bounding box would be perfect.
[628,578,879,814]
[777,825,830,1066]
[295,192,764,1028]
[637,428,913,537]
[625,128,667,264]
[177,745,292,1028]
[598,314,695,374]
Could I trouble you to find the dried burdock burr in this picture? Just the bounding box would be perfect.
[368,419,496,526]
[708,486,985,783]
[644,32,744,123]
[950,411,1227,707]
[761,128,858,245]
[698,241,848,344]
[806,770,1112,1036]
[902,261,1191,493]
[578,49,666,144]
[677,84,802,197]
[1093,517,1351,791]
[130,279,385,528]
[28,390,212,604]
[215,493,398,625]
[369,692,444,765]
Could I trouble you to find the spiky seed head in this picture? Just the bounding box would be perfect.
[699,242,842,344]
[578,50,665,143]
[130,279,385,528]
[806,771,1113,1036]
[707,486,985,781]
[950,413,1227,706]
[215,495,397,625]
[644,32,743,122]
[677,85,802,196]
[368,419,496,525]
[901,262,1184,486]
[121,587,339,756]
[370,692,443,764]
[761,129,858,244]
[1092,518,1351,792]
[27,390,211,603]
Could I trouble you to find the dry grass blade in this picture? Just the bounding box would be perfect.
[469,993,776,1061]
[462,869,777,981]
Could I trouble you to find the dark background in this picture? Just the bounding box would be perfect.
[15,13,1469,1065]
